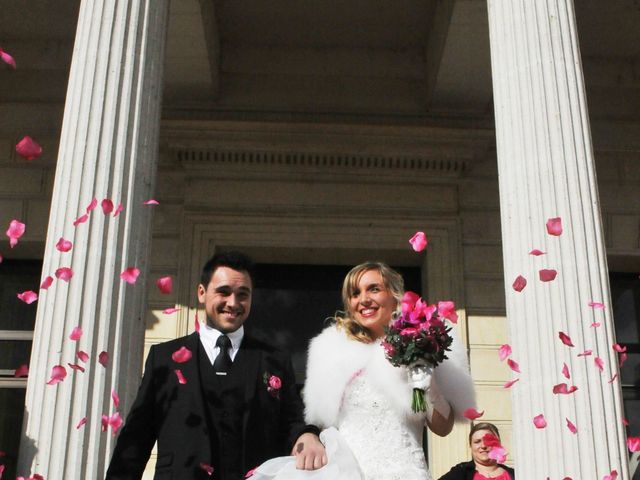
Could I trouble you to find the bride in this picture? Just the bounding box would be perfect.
[251,262,476,480]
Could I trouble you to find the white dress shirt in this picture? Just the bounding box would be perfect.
[199,324,244,365]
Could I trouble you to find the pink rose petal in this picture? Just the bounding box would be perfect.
[113,203,123,217]
[594,356,604,372]
[175,369,187,384]
[101,199,114,215]
[437,300,457,323]
[608,374,618,384]
[529,249,546,256]
[68,363,85,373]
[6,219,26,248]
[0,48,16,68]
[488,446,507,463]
[482,433,501,448]
[507,359,521,373]
[112,389,120,408]
[591,322,601,328]
[163,307,179,314]
[120,267,140,284]
[172,346,193,363]
[200,463,214,476]
[77,351,89,363]
[612,343,627,353]
[76,417,87,429]
[503,378,520,388]
[512,275,527,292]
[498,344,512,362]
[143,199,159,205]
[55,237,73,253]
[623,418,629,427]
[15,136,43,161]
[40,275,53,290]
[73,213,89,226]
[546,217,563,236]
[55,267,73,282]
[603,470,618,480]
[98,351,109,367]
[566,418,577,434]
[559,331,574,347]
[533,413,547,429]
[588,301,605,309]
[409,231,427,252]
[245,467,256,478]
[106,412,123,435]
[156,276,173,295]
[14,364,29,377]
[628,436,640,453]
[553,383,578,394]
[619,352,628,367]
[46,365,67,385]
[69,326,83,341]
[539,269,558,282]
[578,349,592,357]
[17,290,38,304]
[463,408,484,420]
[85,198,98,213]
[562,363,570,379]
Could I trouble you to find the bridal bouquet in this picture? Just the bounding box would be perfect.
[382,292,455,413]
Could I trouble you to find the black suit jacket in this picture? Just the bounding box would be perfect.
[438,460,515,480]
[106,331,307,479]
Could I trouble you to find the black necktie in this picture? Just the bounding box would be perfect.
[213,334,232,375]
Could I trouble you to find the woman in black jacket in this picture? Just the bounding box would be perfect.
[438,422,515,480]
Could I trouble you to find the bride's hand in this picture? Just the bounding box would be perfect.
[292,432,328,470]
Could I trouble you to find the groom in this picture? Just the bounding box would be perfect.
[106,251,326,479]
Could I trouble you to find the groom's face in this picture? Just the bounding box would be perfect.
[197,266,253,333]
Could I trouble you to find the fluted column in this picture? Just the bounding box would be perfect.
[487,1,629,479]
[18,0,169,478]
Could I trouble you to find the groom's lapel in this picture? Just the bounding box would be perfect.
[237,334,261,405]
[180,332,208,418]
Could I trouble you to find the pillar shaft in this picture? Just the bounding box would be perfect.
[18,0,168,478]
[487,1,629,478]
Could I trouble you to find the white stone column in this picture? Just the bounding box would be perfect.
[18,0,169,478]
[487,1,629,479]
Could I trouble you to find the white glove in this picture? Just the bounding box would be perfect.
[425,376,451,422]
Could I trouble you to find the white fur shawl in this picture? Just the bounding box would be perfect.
[303,325,476,428]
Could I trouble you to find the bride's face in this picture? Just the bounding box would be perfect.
[348,269,397,339]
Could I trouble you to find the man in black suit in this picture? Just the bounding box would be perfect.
[106,251,326,479]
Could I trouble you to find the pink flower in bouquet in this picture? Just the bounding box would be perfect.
[381,341,396,357]
[437,301,458,324]
[401,291,420,315]
[400,327,420,337]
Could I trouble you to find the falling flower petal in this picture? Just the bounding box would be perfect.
[98,351,109,367]
[172,346,193,363]
[628,436,640,453]
[409,231,427,252]
[101,199,114,215]
[112,389,120,408]
[69,326,82,341]
[15,136,42,161]
[73,214,89,226]
[608,374,618,384]
[104,412,123,436]
[591,322,601,328]
[17,290,38,304]
[553,383,578,395]
[539,269,558,282]
[14,364,29,377]
[463,408,484,420]
[578,349,592,357]
[156,276,173,295]
[200,463,214,476]
[113,203,123,217]
[594,357,604,372]
[482,433,501,448]
[175,369,187,384]
[529,249,546,256]
[507,359,521,373]
[245,467,256,478]
[85,198,98,213]
[512,275,527,292]
[76,417,87,429]
[120,267,140,284]
[6,219,26,248]
[68,363,85,373]
[437,301,457,323]
[0,48,16,68]
[612,343,627,353]
[623,418,630,426]
[619,352,628,367]
[533,414,547,429]
[163,307,179,314]
[588,301,605,309]
[559,332,574,347]
[77,351,89,363]
[566,418,577,434]
[504,378,520,388]
[46,365,67,385]
[562,363,570,379]
[603,470,618,480]
[143,199,159,205]
[498,344,512,362]
[55,237,72,252]
[55,267,73,282]
[488,446,507,463]
[546,217,563,236]
[40,275,53,290]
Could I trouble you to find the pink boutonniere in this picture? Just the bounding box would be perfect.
[263,372,282,399]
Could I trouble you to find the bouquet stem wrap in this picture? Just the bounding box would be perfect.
[408,363,432,413]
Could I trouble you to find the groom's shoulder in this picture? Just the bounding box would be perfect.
[150,332,197,354]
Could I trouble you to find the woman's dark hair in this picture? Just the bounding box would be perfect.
[469,422,501,444]
[200,251,255,286]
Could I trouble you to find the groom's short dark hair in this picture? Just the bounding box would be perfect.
[200,251,255,287]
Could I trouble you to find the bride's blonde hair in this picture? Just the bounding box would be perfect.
[332,262,404,343]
